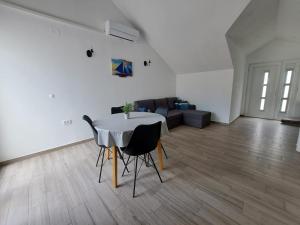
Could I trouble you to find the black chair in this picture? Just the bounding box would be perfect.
[111,106,123,114]
[82,115,128,183]
[154,107,169,159]
[121,121,163,197]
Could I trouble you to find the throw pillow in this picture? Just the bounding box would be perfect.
[179,103,189,110]
[137,107,147,112]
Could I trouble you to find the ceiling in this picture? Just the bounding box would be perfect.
[228,0,300,55]
[227,0,279,55]
[277,0,300,43]
[1,0,132,30]
[112,0,250,74]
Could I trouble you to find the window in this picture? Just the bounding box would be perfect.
[260,72,269,111]
[280,69,293,113]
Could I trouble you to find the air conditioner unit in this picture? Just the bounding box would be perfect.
[105,20,139,42]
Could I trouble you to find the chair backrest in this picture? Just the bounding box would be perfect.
[111,106,123,114]
[82,115,98,145]
[125,121,162,156]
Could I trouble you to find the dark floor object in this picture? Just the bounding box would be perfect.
[281,117,300,127]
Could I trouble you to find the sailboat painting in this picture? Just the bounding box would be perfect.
[112,59,133,77]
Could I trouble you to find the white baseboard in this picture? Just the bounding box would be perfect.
[0,138,93,166]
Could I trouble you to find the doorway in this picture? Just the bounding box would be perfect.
[245,62,299,120]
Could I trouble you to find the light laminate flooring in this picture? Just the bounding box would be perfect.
[1,117,300,225]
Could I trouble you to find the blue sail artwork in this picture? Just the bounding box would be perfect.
[112,59,133,77]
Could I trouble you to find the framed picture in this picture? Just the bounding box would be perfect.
[112,59,133,77]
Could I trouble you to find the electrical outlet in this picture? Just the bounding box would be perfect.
[49,94,55,99]
[62,120,72,126]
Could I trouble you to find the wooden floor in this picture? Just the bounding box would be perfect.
[1,117,300,225]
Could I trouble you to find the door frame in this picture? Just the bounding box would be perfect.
[244,60,300,120]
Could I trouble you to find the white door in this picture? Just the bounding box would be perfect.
[246,64,280,119]
[275,64,299,120]
[246,62,299,120]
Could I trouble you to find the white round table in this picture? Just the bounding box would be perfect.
[93,112,169,188]
[93,112,169,148]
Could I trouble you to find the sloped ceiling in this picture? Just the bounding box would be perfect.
[227,0,279,55]
[228,0,300,55]
[112,0,250,74]
[1,0,132,30]
[277,0,300,43]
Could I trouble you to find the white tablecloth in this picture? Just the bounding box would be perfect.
[93,112,169,147]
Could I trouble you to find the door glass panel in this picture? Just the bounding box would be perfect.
[260,99,265,111]
[259,71,269,111]
[263,72,269,85]
[281,99,287,112]
[280,69,294,113]
[285,70,293,84]
[283,85,290,98]
[261,86,267,98]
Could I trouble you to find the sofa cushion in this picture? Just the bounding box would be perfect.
[134,99,155,112]
[167,110,183,119]
[189,104,196,110]
[166,110,183,129]
[137,107,147,112]
[167,97,177,110]
[175,103,189,110]
[154,98,168,109]
[155,107,168,117]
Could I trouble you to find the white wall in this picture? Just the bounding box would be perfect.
[176,69,234,124]
[244,39,300,117]
[227,38,247,122]
[0,5,175,162]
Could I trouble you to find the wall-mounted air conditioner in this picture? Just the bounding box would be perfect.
[105,20,139,42]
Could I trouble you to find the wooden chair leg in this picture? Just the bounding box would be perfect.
[161,144,168,159]
[106,148,110,160]
[157,140,164,171]
[112,146,118,188]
